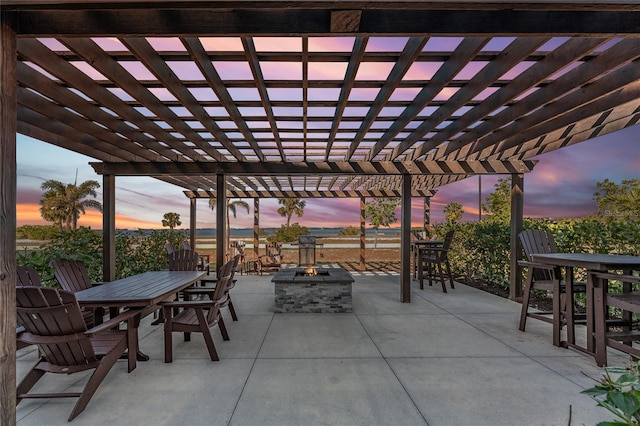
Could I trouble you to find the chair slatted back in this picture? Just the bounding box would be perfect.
[438,230,455,260]
[169,249,200,271]
[266,242,282,258]
[17,266,42,287]
[210,274,232,305]
[165,242,176,254]
[16,286,97,368]
[50,259,93,293]
[262,244,282,266]
[519,229,557,281]
[182,241,192,250]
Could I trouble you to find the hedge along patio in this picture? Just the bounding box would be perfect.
[3,1,640,422]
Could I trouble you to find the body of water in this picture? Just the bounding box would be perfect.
[198,227,402,237]
[115,227,402,237]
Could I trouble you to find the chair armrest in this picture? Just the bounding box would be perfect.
[182,286,216,295]
[161,300,221,309]
[85,308,141,336]
[420,247,449,253]
[518,260,556,270]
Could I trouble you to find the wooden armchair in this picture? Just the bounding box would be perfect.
[17,266,43,287]
[162,274,233,362]
[182,254,241,321]
[50,258,104,326]
[258,242,283,274]
[181,241,210,274]
[16,286,137,421]
[169,248,200,271]
[16,266,42,350]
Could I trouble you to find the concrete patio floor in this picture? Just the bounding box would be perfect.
[16,266,628,425]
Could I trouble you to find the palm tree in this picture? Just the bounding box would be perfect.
[40,179,103,231]
[162,212,182,230]
[277,198,306,227]
[208,198,250,251]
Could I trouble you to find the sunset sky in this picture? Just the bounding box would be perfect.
[16,124,639,231]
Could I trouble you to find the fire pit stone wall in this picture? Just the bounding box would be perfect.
[272,267,353,313]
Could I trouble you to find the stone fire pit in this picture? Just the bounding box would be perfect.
[272,267,353,313]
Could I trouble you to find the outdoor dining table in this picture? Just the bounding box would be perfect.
[529,253,640,359]
[75,270,207,370]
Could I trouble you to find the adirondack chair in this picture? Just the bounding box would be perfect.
[229,240,246,273]
[418,230,456,292]
[518,229,586,339]
[169,248,200,271]
[50,258,104,326]
[258,242,283,274]
[181,241,211,274]
[182,254,241,321]
[17,266,43,287]
[15,286,136,421]
[162,273,233,362]
[150,248,203,325]
[16,266,42,350]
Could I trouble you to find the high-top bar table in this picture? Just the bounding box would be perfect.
[530,253,640,358]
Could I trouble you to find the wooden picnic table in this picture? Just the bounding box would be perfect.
[75,270,207,370]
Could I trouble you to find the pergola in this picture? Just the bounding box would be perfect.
[2,1,640,422]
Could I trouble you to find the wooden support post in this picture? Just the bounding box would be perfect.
[509,173,524,301]
[189,198,196,249]
[216,174,226,277]
[102,174,116,282]
[360,197,366,271]
[253,198,259,259]
[401,174,412,303]
[0,10,17,425]
[424,196,431,238]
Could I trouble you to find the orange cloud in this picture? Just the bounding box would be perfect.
[17,203,166,230]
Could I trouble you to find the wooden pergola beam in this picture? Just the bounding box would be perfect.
[184,189,437,198]
[90,160,536,176]
[11,8,640,37]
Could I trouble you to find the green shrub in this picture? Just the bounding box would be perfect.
[114,229,188,278]
[267,223,308,243]
[338,226,360,236]
[17,228,188,286]
[16,224,60,240]
[582,361,640,425]
[17,227,103,286]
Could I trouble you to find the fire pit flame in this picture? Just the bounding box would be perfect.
[304,265,318,276]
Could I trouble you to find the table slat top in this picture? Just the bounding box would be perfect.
[75,270,207,307]
[531,253,640,270]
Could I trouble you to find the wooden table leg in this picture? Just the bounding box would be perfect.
[593,274,608,366]
[565,266,576,346]
[552,266,562,347]
[586,272,595,355]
